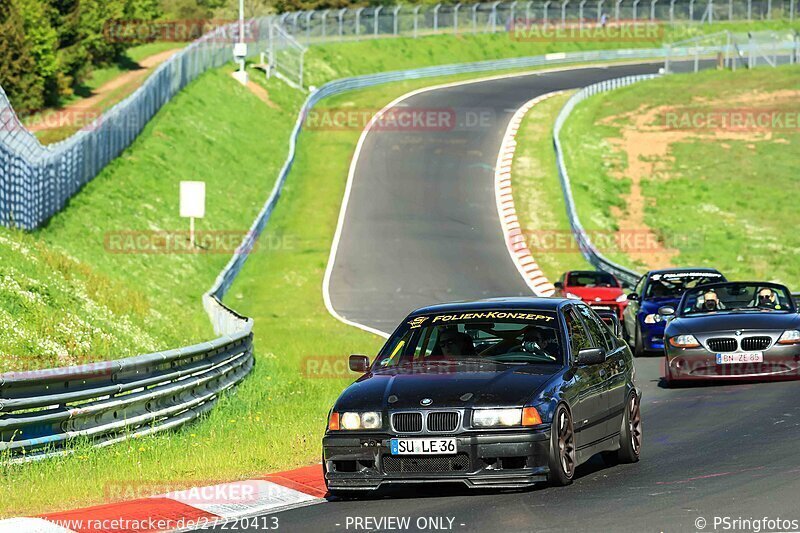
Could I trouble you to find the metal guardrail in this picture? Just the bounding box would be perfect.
[1,295,253,463]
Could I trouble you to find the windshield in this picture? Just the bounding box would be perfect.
[567,271,619,288]
[680,283,794,316]
[375,310,563,368]
[645,271,725,299]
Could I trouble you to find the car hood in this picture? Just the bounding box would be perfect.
[567,286,623,301]
[641,297,681,312]
[667,312,800,335]
[334,362,558,411]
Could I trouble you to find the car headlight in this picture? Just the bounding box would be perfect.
[644,313,663,324]
[668,334,700,348]
[333,411,382,430]
[472,407,542,428]
[616,294,628,303]
[778,330,800,345]
[565,292,582,300]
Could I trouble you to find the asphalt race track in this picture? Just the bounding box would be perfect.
[206,62,800,532]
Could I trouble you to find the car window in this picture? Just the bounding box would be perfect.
[563,307,592,359]
[375,311,563,367]
[575,305,611,351]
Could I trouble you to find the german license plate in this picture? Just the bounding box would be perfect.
[390,438,457,455]
[716,352,763,364]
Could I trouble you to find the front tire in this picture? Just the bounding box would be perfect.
[617,393,642,463]
[633,326,645,358]
[547,404,576,486]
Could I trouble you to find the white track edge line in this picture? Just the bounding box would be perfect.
[322,60,663,336]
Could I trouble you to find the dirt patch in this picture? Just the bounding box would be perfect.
[240,77,280,109]
[27,48,183,133]
[598,91,787,270]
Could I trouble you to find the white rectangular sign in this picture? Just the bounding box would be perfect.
[180,181,205,218]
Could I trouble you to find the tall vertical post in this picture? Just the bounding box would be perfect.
[472,3,479,32]
[651,0,658,20]
[633,0,640,21]
[562,0,570,23]
[414,5,421,37]
[393,6,402,35]
[689,0,695,21]
[338,9,345,39]
[747,0,752,21]
[615,0,622,21]
[598,0,605,22]
[728,0,733,20]
[580,0,587,27]
[454,4,462,33]
[374,6,382,36]
[670,0,676,23]
[433,3,442,31]
[355,7,364,39]
[544,1,552,23]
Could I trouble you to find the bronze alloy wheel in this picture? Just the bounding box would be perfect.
[557,406,576,478]
[628,394,642,456]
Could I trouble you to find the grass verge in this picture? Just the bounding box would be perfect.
[559,63,800,286]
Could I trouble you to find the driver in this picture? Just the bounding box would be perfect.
[523,328,559,360]
[438,329,476,357]
[756,288,781,309]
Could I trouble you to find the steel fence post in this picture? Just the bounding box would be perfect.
[669,0,676,22]
[355,7,364,39]
[305,10,313,44]
[562,0,570,22]
[433,3,442,31]
[633,0,641,21]
[580,0,587,26]
[338,9,345,39]
[615,0,622,21]
[414,5,421,37]
[747,0,752,20]
[708,0,713,23]
[491,1,500,32]
[454,3,462,33]
[650,0,657,20]
[689,0,695,20]
[393,5,402,34]
[767,0,772,18]
[375,6,382,36]
[545,0,552,22]
[598,0,605,21]
[526,0,534,23]
[472,3,479,32]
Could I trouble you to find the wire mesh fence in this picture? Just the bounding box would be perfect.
[274,0,799,47]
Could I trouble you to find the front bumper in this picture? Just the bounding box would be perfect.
[665,344,800,380]
[640,321,666,352]
[323,430,550,490]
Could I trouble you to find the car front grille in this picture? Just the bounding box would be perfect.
[707,338,737,353]
[392,412,423,433]
[427,411,459,432]
[741,336,771,351]
[383,453,469,473]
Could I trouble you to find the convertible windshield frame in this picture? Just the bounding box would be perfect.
[676,281,796,317]
[644,271,725,300]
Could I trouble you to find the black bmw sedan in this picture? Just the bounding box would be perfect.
[323,297,642,496]
[662,281,800,385]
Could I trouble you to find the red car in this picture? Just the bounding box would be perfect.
[554,270,628,320]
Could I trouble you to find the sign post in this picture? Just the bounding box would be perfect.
[180,181,206,248]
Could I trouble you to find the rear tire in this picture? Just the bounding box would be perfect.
[617,393,642,463]
[547,404,576,486]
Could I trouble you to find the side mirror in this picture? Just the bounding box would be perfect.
[576,348,606,366]
[553,281,564,290]
[626,292,640,302]
[349,354,370,373]
[658,306,675,317]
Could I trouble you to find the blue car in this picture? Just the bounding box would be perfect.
[622,268,726,356]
